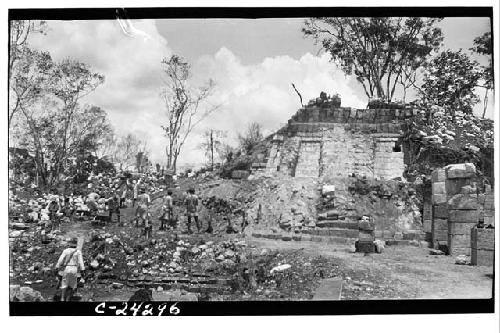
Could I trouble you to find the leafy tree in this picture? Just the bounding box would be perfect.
[49,58,105,176]
[238,122,263,155]
[160,54,219,173]
[16,102,113,187]
[470,32,493,118]
[302,17,443,101]
[420,50,481,116]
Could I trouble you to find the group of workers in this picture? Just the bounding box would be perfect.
[52,185,207,301]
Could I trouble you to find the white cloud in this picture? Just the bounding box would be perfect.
[27,21,367,168]
[28,19,171,164]
[180,48,367,166]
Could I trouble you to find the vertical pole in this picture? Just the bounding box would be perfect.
[210,130,214,170]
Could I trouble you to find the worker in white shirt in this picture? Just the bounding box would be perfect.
[54,238,85,302]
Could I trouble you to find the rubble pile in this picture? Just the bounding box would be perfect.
[245,176,318,233]
[345,176,423,232]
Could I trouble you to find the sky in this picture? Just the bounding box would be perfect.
[26,17,493,168]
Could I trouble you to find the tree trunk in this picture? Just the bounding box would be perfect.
[482,88,489,118]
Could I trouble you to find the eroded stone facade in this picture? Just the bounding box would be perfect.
[266,97,413,180]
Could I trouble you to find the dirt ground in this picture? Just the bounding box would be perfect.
[249,238,494,300]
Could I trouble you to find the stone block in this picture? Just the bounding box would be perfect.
[448,222,476,235]
[484,194,495,204]
[449,210,478,223]
[446,163,476,179]
[433,204,449,219]
[358,232,375,241]
[231,170,250,180]
[432,194,447,205]
[432,230,448,242]
[432,182,446,195]
[477,193,486,206]
[483,210,494,218]
[383,230,394,239]
[447,194,478,210]
[483,215,495,226]
[449,247,471,256]
[423,219,432,233]
[431,169,446,182]
[322,184,335,195]
[471,248,494,266]
[423,203,432,220]
[432,218,448,231]
[471,227,495,250]
[460,185,477,195]
[301,235,312,242]
[483,202,495,211]
[446,178,473,196]
[355,240,375,253]
[403,231,423,241]
[448,233,471,250]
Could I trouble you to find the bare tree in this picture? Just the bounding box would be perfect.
[114,134,143,171]
[199,129,227,169]
[160,54,218,173]
[9,20,47,76]
[470,32,493,118]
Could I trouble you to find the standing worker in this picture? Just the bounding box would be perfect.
[185,187,200,234]
[135,187,151,229]
[119,176,130,208]
[107,191,121,225]
[54,237,85,302]
[160,189,174,230]
[47,194,61,231]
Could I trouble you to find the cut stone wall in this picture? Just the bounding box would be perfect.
[374,137,405,180]
[267,124,404,180]
[321,127,374,178]
[429,163,494,256]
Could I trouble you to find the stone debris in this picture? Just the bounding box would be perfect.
[270,264,292,274]
[374,240,385,253]
[429,249,445,255]
[10,285,45,302]
[455,255,469,265]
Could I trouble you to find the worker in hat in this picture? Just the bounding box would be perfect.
[54,237,85,302]
[184,188,200,234]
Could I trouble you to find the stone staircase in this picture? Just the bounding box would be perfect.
[304,212,359,245]
[294,142,321,178]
